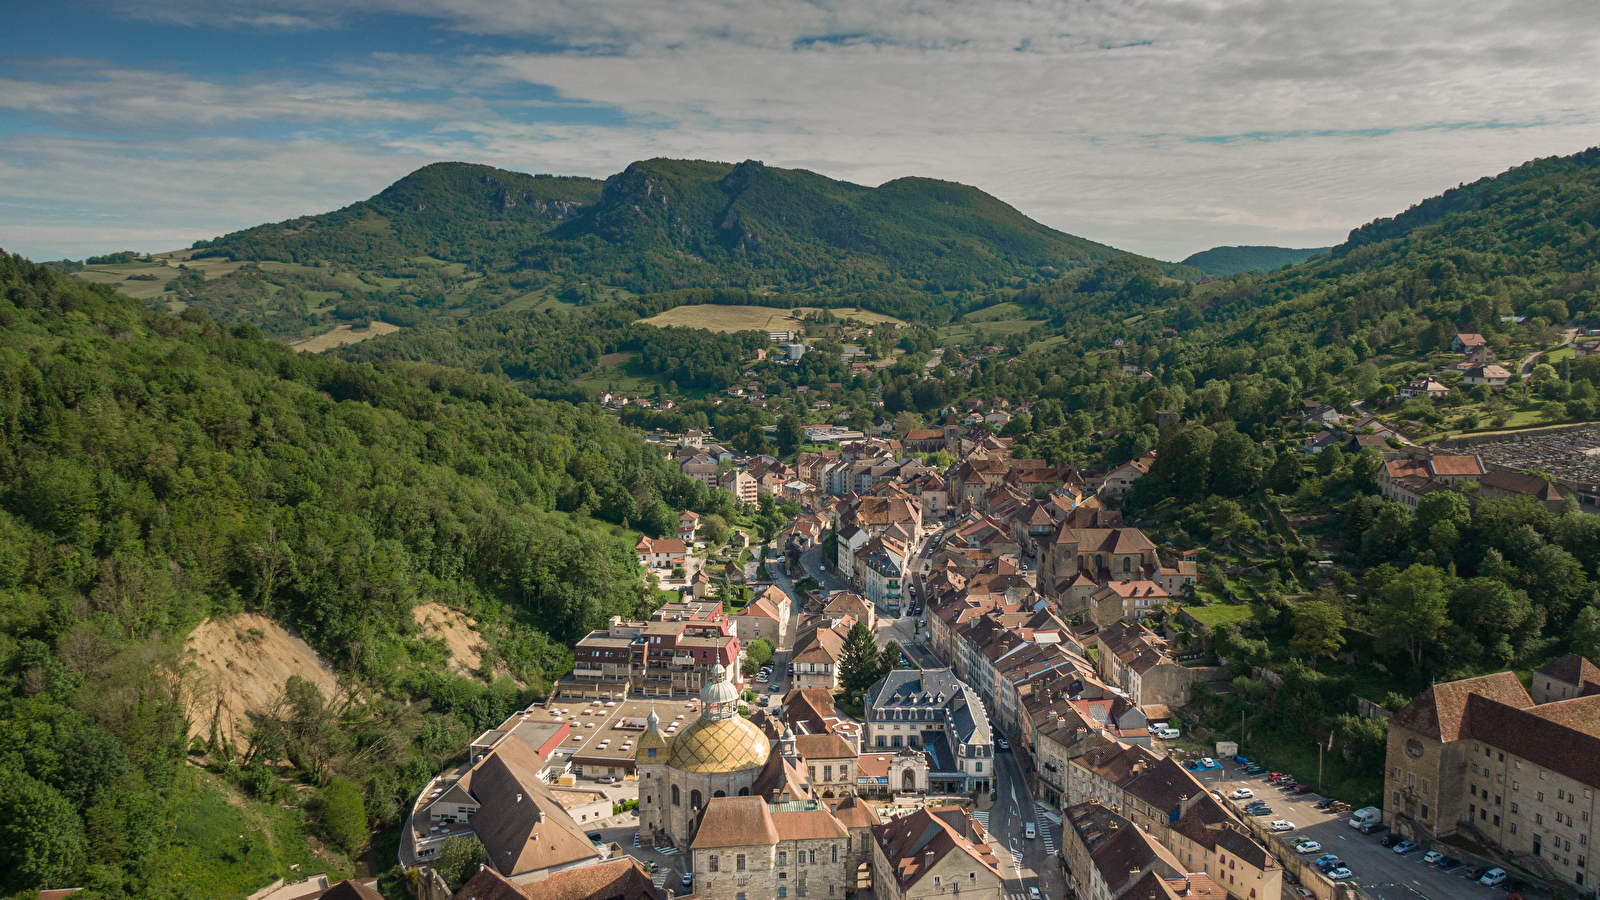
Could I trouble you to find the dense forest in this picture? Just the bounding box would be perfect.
[0,252,748,896]
[1178,245,1330,276]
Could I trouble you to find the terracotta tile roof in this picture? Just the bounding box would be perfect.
[1170,795,1276,869]
[320,881,386,900]
[1088,824,1183,895]
[452,858,661,900]
[795,733,858,760]
[1390,672,1531,741]
[1535,654,1600,690]
[772,809,848,841]
[465,738,603,878]
[1115,871,1185,900]
[1481,469,1565,502]
[691,796,781,849]
[872,806,999,892]
[830,795,882,829]
[740,596,784,621]
[1426,454,1486,477]
[1463,693,1600,787]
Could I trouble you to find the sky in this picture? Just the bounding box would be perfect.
[2,0,1597,263]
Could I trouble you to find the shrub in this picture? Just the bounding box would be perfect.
[318,778,368,856]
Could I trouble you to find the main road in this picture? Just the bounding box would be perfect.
[985,730,1066,900]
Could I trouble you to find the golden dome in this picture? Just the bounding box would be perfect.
[667,714,771,773]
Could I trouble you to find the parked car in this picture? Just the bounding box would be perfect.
[770,684,781,692]
[1313,854,1342,871]
[1028,888,1040,900]
[1230,788,1254,799]
[682,873,694,887]
[1292,784,1313,794]
[1247,806,1273,816]
[1245,764,1265,774]
[597,774,620,784]
[1480,868,1508,886]
[1360,823,1388,837]
[1380,834,1403,848]
[1271,820,1295,832]
[1156,727,1181,740]
[1438,857,1462,871]
[1296,840,1322,854]
[1184,761,1200,770]
[1200,757,1217,768]
[1315,798,1338,810]
[1327,867,1353,881]
[1422,850,1444,865]
[588,832,603,842]
[1392,841,1419,855]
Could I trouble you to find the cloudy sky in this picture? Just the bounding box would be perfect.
[2,0,1597,263]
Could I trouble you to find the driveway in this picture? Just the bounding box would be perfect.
[1191,760,1511,900]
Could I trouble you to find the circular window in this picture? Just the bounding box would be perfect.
[1405,738,1425,760]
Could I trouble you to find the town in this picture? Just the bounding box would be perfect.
[376,374,1600,900]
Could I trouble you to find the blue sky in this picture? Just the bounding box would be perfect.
[3,0,1597,262]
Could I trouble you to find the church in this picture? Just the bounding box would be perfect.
[634,664,883,897]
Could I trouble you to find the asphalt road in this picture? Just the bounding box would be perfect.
[986,738,1064,900]
[1192,759,1510,900]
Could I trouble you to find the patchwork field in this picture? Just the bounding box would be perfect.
[288,321,402,353]
[642,304,904,333]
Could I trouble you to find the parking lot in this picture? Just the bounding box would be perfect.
[1190,757,1514,900]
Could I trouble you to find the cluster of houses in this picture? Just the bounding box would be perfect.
[1393,332,1514,408]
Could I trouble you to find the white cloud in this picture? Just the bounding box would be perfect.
[6,0,1599,261]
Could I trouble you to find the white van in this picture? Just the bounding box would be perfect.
[1347,807,1382,830]
[1024,822,1037,839]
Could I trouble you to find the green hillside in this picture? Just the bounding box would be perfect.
[157,158,1131,338]
[0,251,744,896]
[1179,245,1331,276]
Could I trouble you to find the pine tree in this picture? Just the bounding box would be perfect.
[838,622,886,695]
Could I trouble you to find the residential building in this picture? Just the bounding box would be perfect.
[868,807,1004,900]
[451,857,660,900]
[734,585,791,647]
[1399,377,1452,400]
[722,470,759,505]
[636,537,689,571]
[1463,364,1513,388]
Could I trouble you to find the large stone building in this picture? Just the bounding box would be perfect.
[864,669,994,794]
[636,665,774,847]
[1384,658,1600,891]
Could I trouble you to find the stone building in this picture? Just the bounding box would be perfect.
[635,665,773,847]
[1384,662,1600,891]
[690,797,854,900]
[864,669,994,794]
[868,806,1004,900]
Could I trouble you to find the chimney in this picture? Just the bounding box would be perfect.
[925,851,936,868]
[517,794,523,803]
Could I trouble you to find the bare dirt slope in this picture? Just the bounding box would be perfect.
[412,601,486,672]
[288,321,401,353]
[185,613,341,750]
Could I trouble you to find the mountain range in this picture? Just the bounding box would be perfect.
[1179,245,1331,276]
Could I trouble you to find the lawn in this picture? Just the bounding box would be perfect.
[642,304,905,334]
[1184,604,1257,628]
[153,766,352,898]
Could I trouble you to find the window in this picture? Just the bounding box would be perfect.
[833,846,839,863]
[825,765,833,782]
[673,785,681,806]
[737,855,745,872]
[710,856,720,872]
[1512,824,1518,834]
[934,877,942,887]
[779,852,788,865]
[779,890,787,898]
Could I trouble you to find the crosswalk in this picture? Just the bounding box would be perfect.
[658,846,681,856]
[651,870,670,889]
[1034,804,1057,855]
[1006,893,1033,900]
[1009,847,1024,869]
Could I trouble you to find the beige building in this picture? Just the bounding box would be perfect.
[1061,801,1232,900]
[691,797,853,900]
[734,586,790,647]
[869,806,1004,900]
[1384,662,1600,891]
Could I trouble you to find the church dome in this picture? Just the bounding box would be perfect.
[664,664,770,773]
[667,714,772,773]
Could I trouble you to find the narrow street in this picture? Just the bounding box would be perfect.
[984,738,1066,900]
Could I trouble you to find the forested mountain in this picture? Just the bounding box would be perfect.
[0,252,742,895]
[1179,245,1330,276]
[192,162,604,272]
[186,158,1124,304]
